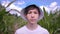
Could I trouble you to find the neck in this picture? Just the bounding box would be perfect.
[26,22,38,30]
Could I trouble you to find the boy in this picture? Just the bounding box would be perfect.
[15,4,49,34]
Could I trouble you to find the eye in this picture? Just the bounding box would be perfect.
[34,12,38,14]
[28,11,32,14]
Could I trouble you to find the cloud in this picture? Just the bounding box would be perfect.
[7,4,22,11]
[1,0,60,15]
[40,6,50,14]
[49,2,60,13]
[49,2,58,11]
[1,0,22,11]
[49,2,57,8]
[1,0,22,16]
[40,2,60,14]
[1,1,10,7]
[40,6,49,11]
[16,1,25,5]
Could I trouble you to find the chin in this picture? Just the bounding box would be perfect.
[30,22,36,24]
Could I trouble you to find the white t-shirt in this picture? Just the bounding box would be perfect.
[15,25,49,34]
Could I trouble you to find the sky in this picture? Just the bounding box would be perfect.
[0,0,60,16]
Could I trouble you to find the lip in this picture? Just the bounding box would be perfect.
[30,19,36,21]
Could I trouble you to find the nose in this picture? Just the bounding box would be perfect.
[31,13,34,18]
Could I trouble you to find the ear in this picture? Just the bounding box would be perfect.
[24,14,27,18]
[38,15,40,19]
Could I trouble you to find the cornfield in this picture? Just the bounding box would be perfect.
[0,0,60,34]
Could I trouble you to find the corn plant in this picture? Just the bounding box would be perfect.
[38,7,60,34]
[0,0,60,34]
[0,3,26,34]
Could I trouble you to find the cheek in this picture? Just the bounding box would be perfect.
[26,14,31,19]
[35,14,39,19]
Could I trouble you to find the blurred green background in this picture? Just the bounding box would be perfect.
[0,1,60,34]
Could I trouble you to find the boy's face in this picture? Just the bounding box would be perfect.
[25,8,39,24]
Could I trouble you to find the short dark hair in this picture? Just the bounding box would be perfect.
[24,4,40,15]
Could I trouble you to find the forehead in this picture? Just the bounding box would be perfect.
[28,8,38,12]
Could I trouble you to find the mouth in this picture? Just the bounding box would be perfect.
[30,19,36,21]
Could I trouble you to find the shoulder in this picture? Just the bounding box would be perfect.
[38,25,49,34]
[17,26,25,31]
[15,26,26,34]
